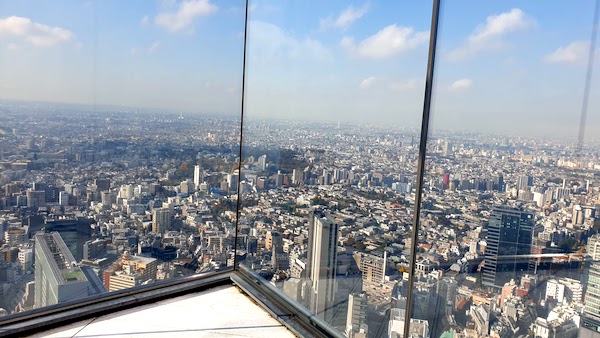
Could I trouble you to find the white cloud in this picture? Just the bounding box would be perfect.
[249,20,332,62]
[155,0,217,32]
[248,3,279,15]
[450,78,472,90]
[359,76,376,89]
[447,8,534,61]
[543,41,594,64]
[341,24,428,59]
[131,41,161,55]
[389,78,423,92]
[148,41,160,53]
[0,16,73,47]
[320,4,368,30]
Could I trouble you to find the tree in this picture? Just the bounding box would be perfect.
[355,241,366,250]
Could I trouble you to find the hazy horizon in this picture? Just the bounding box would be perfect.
[0,0,598,138]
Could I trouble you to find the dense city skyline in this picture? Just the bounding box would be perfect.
[2,107,600,336]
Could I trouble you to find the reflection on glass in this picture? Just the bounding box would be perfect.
[409,1,599,338]
[0,0,245,317]
[0,0,598,337]
[240,0,431,336]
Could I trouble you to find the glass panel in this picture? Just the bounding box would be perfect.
[239,1,431,336]
[0,0,245,317]
[409,1,599,337]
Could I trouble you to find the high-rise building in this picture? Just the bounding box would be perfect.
[152,208,172,233]
[258,155,267,171]
[26,190,46,209]
[100,191,115,207]
[443,173,450,189]
[94,179,110,192]
[58,191,69,206]
[267,231,288,270]
[472,304,491,336]
[581,234,600,336]
[83,239,108,261]
[118,184,134,199]
[482,206,534,289]
[194,165,202,189]
[573,205,585,225]
[545,279,566,304]
[265,231,283,251]
[18,247,34,271]
[517,175,533,191]
[306,213,339,322]
[272,247,290,271]
[292,169,304,185]
[34,232,92,308]
[4,227,28,246]
[180,180,194,195]
[345,292,368,338]
[45,218,92,261]
[355,252,386,286]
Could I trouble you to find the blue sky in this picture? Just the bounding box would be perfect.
[0,0,598,138]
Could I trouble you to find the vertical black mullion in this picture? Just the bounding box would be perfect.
[233,0,250,270]
[403,0,441,336]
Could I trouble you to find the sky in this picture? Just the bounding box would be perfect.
[0,0,598,138]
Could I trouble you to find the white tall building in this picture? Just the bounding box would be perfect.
[194,165,202,189]
[258,155,267,171]
[306,213,339,323]
[59,191,69,206]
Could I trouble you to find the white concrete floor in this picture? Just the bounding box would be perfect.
[29,285,297,338]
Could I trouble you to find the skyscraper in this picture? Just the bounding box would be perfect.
[45,218,92,261]
[306,213,339,322]
[194,165,202,189]
[517,175,533,191]
[258,155,267,171]
[152,208,172,233]
[94,179,110,192]
[581,234,600,336]
[34,232,92,308]
[482,206,534,289]
[58,191,69,206]
[26,190,46,210]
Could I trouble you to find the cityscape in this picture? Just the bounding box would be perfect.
[0,102,599,337]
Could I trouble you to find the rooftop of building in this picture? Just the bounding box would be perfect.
[35,232,87,284]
